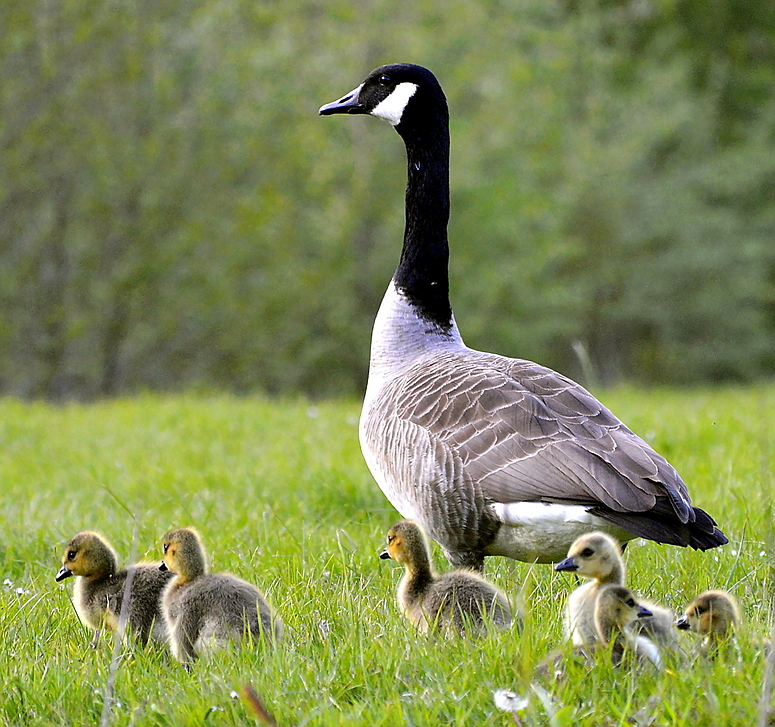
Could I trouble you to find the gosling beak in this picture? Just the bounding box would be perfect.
[675,615,691,631]
[379,548,391,560]
[56,566,73,582]
[159,561,168,572]
[554,557,578,573]
[319,86,365,116]
[637,605,653,619]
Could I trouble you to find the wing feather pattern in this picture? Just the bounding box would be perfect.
[376,349,724,549]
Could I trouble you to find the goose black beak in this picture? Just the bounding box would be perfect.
[637,605,653,619]
[56,566,73,582]
[554,557,578,572]
[675,615,691,630]
[319,86,365,116]
[159,561,168,572]
[379,549,391,560]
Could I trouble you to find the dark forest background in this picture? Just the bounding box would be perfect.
[2,0,774,401]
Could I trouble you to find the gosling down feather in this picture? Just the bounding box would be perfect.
[320,63,727,570]
[676,589,740,656]
[555,531,678,650]
[593,584,661,667]
[160,527,281,665]
[380,519,512,637]
[56,530,173,644]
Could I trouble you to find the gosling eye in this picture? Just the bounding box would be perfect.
[67,550,77,561]
[387,535,395,544]
[580,548,594,558]
[626,598,636,607]
[163,543,169,554]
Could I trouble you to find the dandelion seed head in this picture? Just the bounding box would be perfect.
[493,689,529,713]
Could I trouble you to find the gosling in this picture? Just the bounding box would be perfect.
[555,531,677,650]
[537,583,659,677]
[160,527,281,665]
[56,531,173,645]
[555,532,625,647]
[380,520,513,637]
[676,590,740,656]
[594,584,661,667]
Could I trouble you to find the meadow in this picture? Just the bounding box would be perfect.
[0,387,772,726]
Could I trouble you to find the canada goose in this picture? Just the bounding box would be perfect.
[56,531,173,644]
[320,64,727,570]
[380,519,512,637]
[555,531,678,649]
[593,584,661,667]
[676,590,740,655]
[160,527,281,665]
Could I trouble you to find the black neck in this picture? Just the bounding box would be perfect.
[393,118,453,331]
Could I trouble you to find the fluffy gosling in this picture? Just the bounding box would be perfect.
[555,532,625,647]
[676,590,740,656]
[594,584,661,667]
[537,583,659,677]
[56,531,173,644]
[380,520,513,637]
[555,531,677,650]
[160,527,281,665]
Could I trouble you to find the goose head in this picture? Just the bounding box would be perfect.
[160,527,207,582]
[380,520,432,570]
[57,531,118,582]
[675,590,740,636]
[554,531,625,582]
[319,64,447,136]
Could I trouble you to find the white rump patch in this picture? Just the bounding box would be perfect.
[371,82,418,126]
[492,502,598,527]
[486,502,635,563]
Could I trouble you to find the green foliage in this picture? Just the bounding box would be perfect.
[0,389,772,725]
[0,0,774,399]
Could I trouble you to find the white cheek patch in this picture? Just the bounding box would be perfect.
[371,82,418,126]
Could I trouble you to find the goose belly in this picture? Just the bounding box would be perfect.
[487,502,634,563]
[358,417,423,523]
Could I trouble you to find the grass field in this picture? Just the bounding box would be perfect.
[0,387,773,726]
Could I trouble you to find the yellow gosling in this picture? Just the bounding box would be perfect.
[555,532,625,647]
[676,590,740,656]
[380,520,513,637]
[556,531,677,650]
[594,584,662,667]
[56,531,173,645]
[160,527,281,665]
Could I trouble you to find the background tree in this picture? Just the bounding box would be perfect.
[0,0,773,400]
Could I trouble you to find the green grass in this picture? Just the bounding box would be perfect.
[0,387,772,726]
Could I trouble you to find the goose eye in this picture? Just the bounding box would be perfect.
[379,74,391,85]
[580,547,594,558]
[67,550,76,560]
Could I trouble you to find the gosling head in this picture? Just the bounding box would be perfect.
[596,584,652,630]
[57,531,118,582]
[555,532,624,581]
[380,520,431,568]
[675,590,740,636]
[160,527,207,582]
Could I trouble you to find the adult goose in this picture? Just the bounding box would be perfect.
[319,64,727,570]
